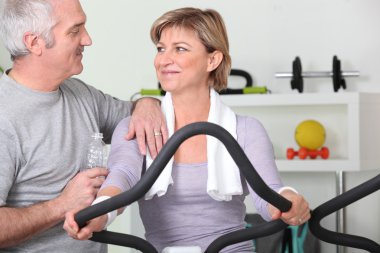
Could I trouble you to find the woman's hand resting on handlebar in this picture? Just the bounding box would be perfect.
[63,187,122,240]
[267,188,311,226]
[63,211,107,240]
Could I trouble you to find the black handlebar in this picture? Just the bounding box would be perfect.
[309,173,380,252]
[90,230,158,252]
[205,219,287,253]
[75,122,291,252]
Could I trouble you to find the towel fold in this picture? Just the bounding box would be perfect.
[145,89,243,201]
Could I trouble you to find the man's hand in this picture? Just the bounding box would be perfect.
[126,97,168,158]
[268,189,311,226]
[57,168,109,214]
[0,168,108,248]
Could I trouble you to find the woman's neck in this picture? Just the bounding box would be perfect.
[171,87,211,163]
[172,88,211,129]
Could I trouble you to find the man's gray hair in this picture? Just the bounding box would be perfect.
[0,0,56,60]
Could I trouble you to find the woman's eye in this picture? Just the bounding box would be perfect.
[176,47,187,52]
[157,47,164,52]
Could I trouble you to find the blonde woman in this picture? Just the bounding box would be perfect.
[64,7,310,253]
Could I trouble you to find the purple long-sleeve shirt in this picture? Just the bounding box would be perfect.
[102,115,284,252]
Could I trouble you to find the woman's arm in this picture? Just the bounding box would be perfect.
[63,117,145,240]
[237,115,283,221]
[239,115,310,225]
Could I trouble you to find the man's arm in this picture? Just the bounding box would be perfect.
[0,168,108,248]
[0,199,64,248]
[126,97,168,158]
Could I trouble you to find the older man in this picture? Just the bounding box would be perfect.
[0,0,167,252]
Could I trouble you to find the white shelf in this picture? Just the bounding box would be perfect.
[221,92,376,106]
[221,92,380,172]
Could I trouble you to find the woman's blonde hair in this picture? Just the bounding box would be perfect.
[151,7,231,91]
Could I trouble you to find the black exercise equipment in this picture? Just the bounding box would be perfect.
[230,69,253,87]
[75,122,292,253]
[291,57,303,93]
[309,173,380,252]
[219,69,267,94]
[275,55,359,93]
[218,68,269,94]
[332,56,346,93]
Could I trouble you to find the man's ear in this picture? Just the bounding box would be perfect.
[23,32,43,56]
[207,51,223,72]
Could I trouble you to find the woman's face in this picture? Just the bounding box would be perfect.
[154,26,213,95]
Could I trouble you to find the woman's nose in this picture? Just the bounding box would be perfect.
[157,51,174,66]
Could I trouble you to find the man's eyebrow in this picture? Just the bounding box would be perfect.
[66,22,84,33]
[71,22,85,28]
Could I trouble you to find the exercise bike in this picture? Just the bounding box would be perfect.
[75,122,380,252]
[75,122,292,253]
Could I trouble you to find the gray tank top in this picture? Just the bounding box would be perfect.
[138,162,254,253]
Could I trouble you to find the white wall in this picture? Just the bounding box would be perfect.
[1,1,380,253]
[1,1,380,95]
[81,0,380,97]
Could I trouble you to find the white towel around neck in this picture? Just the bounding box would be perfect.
[144,89,243,201]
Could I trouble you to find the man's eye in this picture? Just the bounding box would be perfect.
[70,27,80,34]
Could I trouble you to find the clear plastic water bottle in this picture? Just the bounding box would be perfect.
[86,132,107,169]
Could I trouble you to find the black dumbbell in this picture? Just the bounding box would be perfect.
[275,56,359,93]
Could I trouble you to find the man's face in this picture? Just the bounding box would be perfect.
[42,0,92,80]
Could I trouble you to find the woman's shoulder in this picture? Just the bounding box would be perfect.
[236,114,270,146]
[115,116,132,132]
[236,114,266,132]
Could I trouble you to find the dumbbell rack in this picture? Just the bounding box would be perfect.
[221,92,380,172]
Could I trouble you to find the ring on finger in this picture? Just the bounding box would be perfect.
[154,131,162,137]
